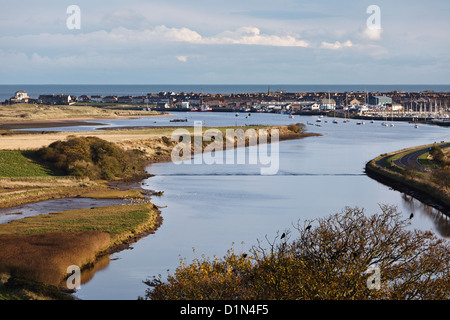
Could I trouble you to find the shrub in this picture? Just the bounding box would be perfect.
[35,136,147,180]
[142,205,450,300]
[287,124,301,133]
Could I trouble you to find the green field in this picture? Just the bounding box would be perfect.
[0,150,56,177]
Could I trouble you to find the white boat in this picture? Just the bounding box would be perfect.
[332,119,338,124]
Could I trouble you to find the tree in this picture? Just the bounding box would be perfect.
[142,205,450,300]
[430,146,447,165]
[432,166,450,190]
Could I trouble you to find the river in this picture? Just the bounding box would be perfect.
[12,112,450,300]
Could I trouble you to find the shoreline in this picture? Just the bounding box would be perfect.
[0,124,318,299]
[0,113,172,130]
[365,145,450,215]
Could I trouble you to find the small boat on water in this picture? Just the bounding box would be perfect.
[190,105,212,112]
[332,119,338,124]
[170,118,188,123]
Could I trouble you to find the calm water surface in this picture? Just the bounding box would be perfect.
[64,113,450,300]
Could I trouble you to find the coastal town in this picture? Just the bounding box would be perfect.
[4,88,450,126]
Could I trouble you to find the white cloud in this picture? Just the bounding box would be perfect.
[206,27,309,47]
[176,55,188,62]
[320,40,353,50]
[0,25,310,51]
[360,28,383,41]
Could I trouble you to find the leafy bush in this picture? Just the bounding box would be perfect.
[287,123,305,133]
[430,145,447,164]
[35,136,147,180]
[142,206,450,300]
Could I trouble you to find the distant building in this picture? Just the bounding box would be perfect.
[181,101,190,109]
[103,96,118,103]
[8,90,29,104]
[90,95,103,103]
[78,95,91,103]
[38,94,72,105]
[388,103,404,111]
[349,99,361,106]
[15,90,29,101]
[369,95,392,106]
[320,98,336,110]
[117,96,133,104]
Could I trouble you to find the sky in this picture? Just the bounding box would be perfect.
[0,0,449,84]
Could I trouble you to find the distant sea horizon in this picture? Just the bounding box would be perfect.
[1,84,450,102]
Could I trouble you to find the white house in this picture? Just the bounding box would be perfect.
[15,90,29,100]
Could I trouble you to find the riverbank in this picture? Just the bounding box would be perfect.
[0,191,162,299]
[0,123,318,299]
[365,143,450,214]
[0,103,165,124]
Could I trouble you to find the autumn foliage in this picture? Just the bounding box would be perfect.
[143,206,450,300]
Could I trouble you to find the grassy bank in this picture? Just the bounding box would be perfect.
[0,198,161,288]
[0,177,111,209]
[0,123,319,299]
[0,103,160,122]
[0,150,57,177]
[366,144,450,210]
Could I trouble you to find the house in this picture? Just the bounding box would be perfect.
[38,94,72,105]
[90,95,103,103]
[103,96,118,103]
[8,90,32,104]
[368,95,392,106]
[118,96,133,104]
[349,99,361,106]
[132,96,146,104]
[15,90,29,101]
[320,98,336,110]
[78,95,91,103]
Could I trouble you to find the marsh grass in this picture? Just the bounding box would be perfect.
[0,177,109,208]
[0,203,160,286]
[79,189,144,199]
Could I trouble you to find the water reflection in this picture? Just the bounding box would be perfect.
[0,198,126,224]
[401,193,450,238]
[37,112,448,300]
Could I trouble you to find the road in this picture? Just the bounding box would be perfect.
[393,143,450,172]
